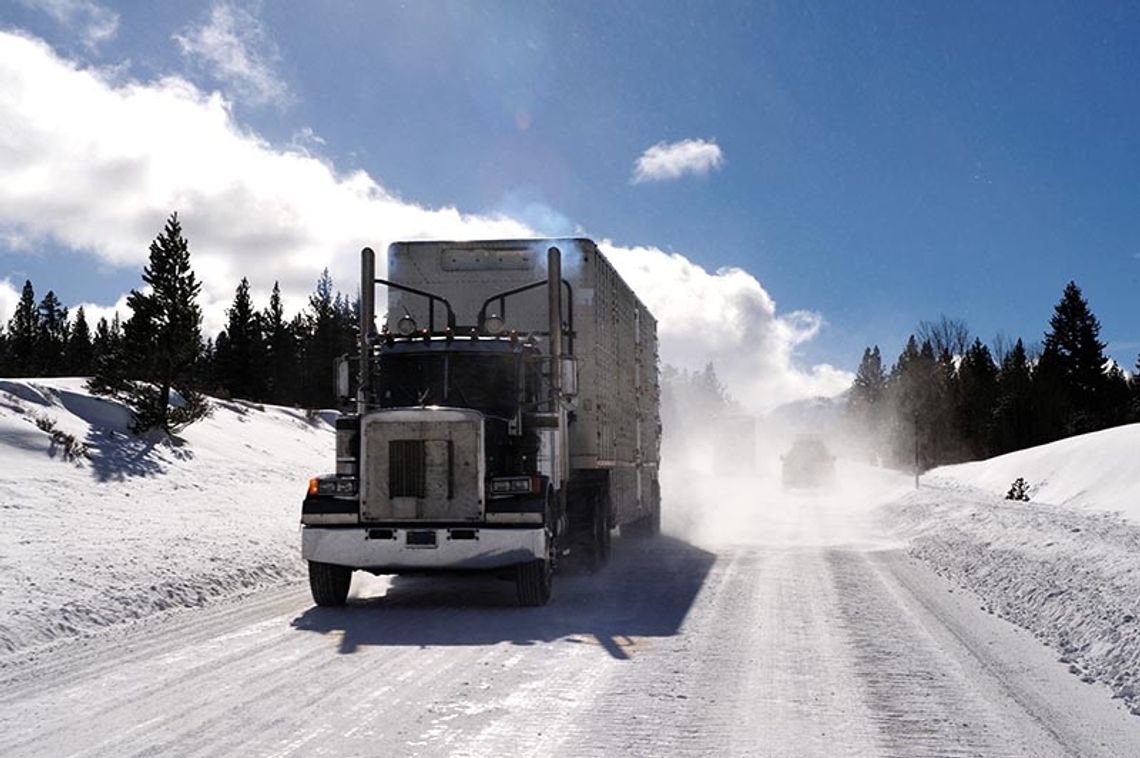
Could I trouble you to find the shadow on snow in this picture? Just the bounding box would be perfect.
[290,534,716,660]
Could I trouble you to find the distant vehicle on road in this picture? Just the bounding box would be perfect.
[781,436,836,489]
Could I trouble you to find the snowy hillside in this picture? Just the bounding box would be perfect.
[887,423,1140,714]
[929,423,1140,521]
[0,378,332,655]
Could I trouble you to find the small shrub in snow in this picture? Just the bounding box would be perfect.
[1006,477,1030,502]
[32,412,88,461]
[52,430,88,462]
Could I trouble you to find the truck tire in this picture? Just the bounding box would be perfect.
[308,561,351,607]
[582,495,611,572]
[515,558,552,606]
[565,479,610,573]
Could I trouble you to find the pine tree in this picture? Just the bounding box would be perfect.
[955,338,998,459]
[198,336,218,395]
[211,331,230,395]
[886,336,922,468]
[659,362,733,436]
[693,362,731,416]
[849,346,887,443]
[1131,354,1140,422]
[885,337,949,470]
[92,316,114,374]
[65,306,94,376]
[1037,281,1111,435]
[299,269,344,408]
[215,277,266,400]
[1102,363,1131,428]
[289,309,311,403]
[993,339,1034,453]
[89,313,126,388]
[852,346,886,406]
[36,291,69,376]
[263,281,297,405]
[0,324,8,376]
[92,213,208,433]
[6,280,40,376]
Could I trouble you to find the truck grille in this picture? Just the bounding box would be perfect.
[360,409,483,522]
[389,440,426,498]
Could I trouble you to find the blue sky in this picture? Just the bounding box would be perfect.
[1,1,1137,396]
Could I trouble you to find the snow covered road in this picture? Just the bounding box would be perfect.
[3,491,1138,758]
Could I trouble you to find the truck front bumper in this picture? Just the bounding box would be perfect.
[301,525,546,572]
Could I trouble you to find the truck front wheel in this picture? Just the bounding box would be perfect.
[308,561,352,607]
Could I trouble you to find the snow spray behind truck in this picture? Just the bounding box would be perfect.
[301,239,661,606]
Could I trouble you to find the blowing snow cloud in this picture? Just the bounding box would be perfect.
[0,32,849,409]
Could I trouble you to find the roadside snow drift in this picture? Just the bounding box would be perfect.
[886,423,1140,715]
[0,378,331,656]
[930,423,1140,521]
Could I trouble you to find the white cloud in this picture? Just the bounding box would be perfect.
[602,243,852,410]
[17,0,119,49]
[173,2,291,107]
[0,32,528,333]
[0,32,849,408]
[75,293,131,333]
[631,138,725,184]
[0,279,22,328]
[287,126,326,157]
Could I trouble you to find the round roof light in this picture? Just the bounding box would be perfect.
[483,313,505,335]
[396,314,417,336]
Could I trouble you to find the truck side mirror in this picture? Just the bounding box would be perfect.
[334,355,351,401]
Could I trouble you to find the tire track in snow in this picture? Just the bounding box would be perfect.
[829,550,1084,757]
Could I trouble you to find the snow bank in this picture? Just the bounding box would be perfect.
[0,378,332,656]
[886,425,1140,715]
[930,423,1140,521]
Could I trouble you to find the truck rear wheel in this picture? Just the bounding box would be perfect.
[515,559,552,606]
[570,495,611,572]
[308,561,352,607]
[594,500,612,566]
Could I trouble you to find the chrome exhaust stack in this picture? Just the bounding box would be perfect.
[359,246,376,414]
[547,245,562,399]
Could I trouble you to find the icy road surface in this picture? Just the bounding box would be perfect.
[2,474,1139,757]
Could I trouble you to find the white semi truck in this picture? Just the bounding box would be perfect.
[301,239,660,606]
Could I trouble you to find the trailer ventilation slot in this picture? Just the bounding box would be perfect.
[367,528,396,541]
[389,440,426,498]
[448,529,478,541]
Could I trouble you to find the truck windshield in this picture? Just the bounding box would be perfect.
[375,351,518,418]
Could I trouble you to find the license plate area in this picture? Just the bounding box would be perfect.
[406,529,438,548]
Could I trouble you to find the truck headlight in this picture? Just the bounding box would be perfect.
[312,476,358,497]
[489,476,540,496]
